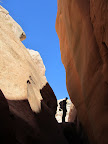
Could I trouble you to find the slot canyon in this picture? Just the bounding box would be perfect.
[0,0,108,144]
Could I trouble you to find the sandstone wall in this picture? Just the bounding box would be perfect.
[56,0,108,144]
[0,5,57,114]
[27,49,46,76]
[68,104,77,123]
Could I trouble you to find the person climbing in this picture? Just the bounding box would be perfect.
[59,97,68,122]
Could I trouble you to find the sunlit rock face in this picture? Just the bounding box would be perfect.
[27,49,46,76]
[0,5,26,41]
[55,99,72,123]
[56,0,108,144]
[27,49,57,114]
[0,5,48,113]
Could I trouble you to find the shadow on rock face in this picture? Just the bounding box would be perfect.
[36,100,68,144]
[0,89,68,144]
[0,90,15,144]
[59,122,79,144]
[40,82,57,115]
[59,122,90,144]
[0,89,90,144]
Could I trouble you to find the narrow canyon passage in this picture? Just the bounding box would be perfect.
[0,0,108,143]
[0,5,88,144]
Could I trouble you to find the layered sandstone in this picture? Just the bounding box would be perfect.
[56,0,108,144]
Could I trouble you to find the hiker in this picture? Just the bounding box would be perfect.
[59,97,68,122]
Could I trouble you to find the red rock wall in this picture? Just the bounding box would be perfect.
[56,0,108,143]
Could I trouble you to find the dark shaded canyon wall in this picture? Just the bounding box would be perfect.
[56,0,108,144]
[0,88,68,144]
[40,83,57,115]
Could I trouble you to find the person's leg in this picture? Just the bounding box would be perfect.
[62,111,66,122]
[62,115,65,122]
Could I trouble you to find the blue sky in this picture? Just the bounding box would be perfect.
[1,0,69,100]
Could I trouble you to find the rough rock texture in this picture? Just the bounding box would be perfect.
[56,0,108,144]
[27,49,46,76]
[0,6,48,113]
[55,99,73,123]
[0,6,26,41]
[90,0,108,51]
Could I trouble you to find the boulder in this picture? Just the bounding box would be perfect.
[56,0,108,143]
